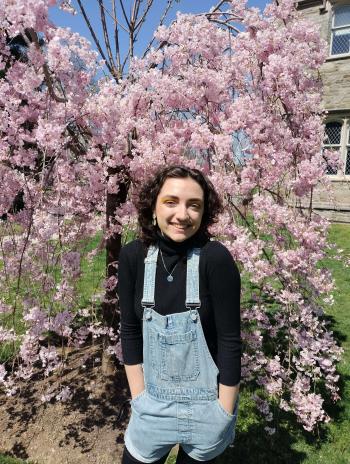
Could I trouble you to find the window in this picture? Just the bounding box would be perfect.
[323,119,350,176]
[346,125,350,174]
[323,121,341,174]
[331,5,350,56]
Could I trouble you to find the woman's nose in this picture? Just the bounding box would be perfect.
[175,205,189,220]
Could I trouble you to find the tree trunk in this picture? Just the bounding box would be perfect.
[101,164,130,375]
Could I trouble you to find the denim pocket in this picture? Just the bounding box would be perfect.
[130,389,146,406]
[159,329,200,382]
[215,399,235,419]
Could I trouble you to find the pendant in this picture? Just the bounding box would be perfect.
[167,275,174,282]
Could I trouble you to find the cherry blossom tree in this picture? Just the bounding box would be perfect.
[0,0,343,432]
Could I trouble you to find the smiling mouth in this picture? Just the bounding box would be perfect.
[170,224,190,230]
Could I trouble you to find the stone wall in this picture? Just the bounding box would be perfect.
[312,180,350,222]
[298,1,350,108]
[297,0,350,221]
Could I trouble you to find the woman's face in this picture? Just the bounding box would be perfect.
[154,176,205,242]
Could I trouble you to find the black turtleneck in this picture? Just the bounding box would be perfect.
[117,231,241,386]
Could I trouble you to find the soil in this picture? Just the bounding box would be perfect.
[0,344,134,464]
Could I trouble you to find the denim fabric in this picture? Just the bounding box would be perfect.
[124,245,238,463]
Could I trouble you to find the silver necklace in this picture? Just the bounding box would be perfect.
[159,249,179,282]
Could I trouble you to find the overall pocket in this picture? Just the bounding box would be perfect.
[159,329,200,381]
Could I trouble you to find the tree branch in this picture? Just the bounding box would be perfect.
[132,0,142,26]
[98,0,117,77]
[206,18,240,34]
[76,0,117,78]
[100,0,129,33]
[118,0,131,28]
[128,0,140,59]
[211,0,228,13]
[135,0,154,31]
[204,10,243,21]
[111,0,122,77]
[142,0,175,59]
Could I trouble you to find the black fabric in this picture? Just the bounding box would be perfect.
[121,445,217,464]
[118,232,241,386]
[122,446,168,464]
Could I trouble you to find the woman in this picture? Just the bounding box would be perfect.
[118,165,241,464]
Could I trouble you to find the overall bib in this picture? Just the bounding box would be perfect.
[124,245,238,463]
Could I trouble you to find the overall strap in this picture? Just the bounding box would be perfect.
[185,247,201,309]
[141,245,158,307]
[141,244,201,310]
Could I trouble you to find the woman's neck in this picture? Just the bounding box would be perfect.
[156,229,209,256]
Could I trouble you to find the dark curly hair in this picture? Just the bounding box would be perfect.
[135,165,223,245]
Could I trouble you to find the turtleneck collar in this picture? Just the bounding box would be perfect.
[156,229,209,256]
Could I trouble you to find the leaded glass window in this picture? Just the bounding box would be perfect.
[323,121,341,174]
[331,6,350,55]
[346,126,350,175]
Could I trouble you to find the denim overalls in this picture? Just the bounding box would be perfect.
[124,245,238,463]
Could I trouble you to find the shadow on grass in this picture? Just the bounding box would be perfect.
[216,421,307,464]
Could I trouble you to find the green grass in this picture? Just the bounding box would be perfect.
[76,231,106,307]
[0,456,32,464]
[1,224,350,464]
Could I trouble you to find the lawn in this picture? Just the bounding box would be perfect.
[1,224,349,464]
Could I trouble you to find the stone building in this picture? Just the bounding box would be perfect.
[297,0,350,222]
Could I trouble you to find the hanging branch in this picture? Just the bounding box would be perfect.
[26,29,67,103]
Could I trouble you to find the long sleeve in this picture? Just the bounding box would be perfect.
[118,242,143,365]
[205,242,241,386]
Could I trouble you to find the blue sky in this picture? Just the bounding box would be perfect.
[49,0,268,69]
